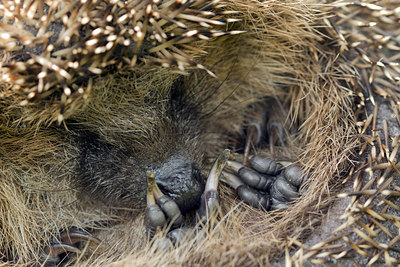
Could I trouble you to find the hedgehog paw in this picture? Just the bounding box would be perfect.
[223,155,307,210]
[41,229,100,266]
[147,150,229,247]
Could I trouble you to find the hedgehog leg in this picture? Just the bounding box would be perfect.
[41,229,100,265]
[224,156,307,211]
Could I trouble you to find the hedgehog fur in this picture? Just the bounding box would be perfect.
[1,0,400,266]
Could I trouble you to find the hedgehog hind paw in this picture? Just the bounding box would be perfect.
[242,100,288,164]
[224,155,307,211]
[40,229,100,266]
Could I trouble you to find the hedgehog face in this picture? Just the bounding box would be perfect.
[0,0,244,214]
[73,75,208,212]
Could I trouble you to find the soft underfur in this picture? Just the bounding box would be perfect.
[1,0,397,265]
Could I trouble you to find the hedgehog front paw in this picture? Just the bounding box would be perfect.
[147,150,229,246]
[41,229,100,266]
[223,155,307,210]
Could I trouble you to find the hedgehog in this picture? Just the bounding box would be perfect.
[1,0,400,266]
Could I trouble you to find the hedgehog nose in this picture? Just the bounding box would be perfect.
[152,157,205,213]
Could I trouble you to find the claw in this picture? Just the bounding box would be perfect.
[197,149,230,220]
[59,229,101,245]
[265,100,287,154]
[41,243,81,265]
[43,243,81,258]
[41,229,100,265]
[268,121,285,154]
[243,123,261,165]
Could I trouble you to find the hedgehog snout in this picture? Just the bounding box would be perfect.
[151,154,205,213]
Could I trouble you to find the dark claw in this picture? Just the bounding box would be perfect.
[41,229,100,265]
[43,243,81,258]
[41,243,81,265]
[238,167,273,191]
[59,229,101,245]
[243,124,261,165]
[236,185,271,210]
[249,155,282,175]
[268,121,285,153]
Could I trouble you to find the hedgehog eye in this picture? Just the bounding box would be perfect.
[170,77,186,105]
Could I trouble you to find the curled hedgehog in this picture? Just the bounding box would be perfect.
[1,0,400,266]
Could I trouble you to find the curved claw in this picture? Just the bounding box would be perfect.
[243,124,261,165]
[59,229,101,245]
[198,149,230,220]
[44,243,81,257]
[268,121,285,154]
[41,243,81,264]
[265,99,288,154]
[41,229,100,265]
